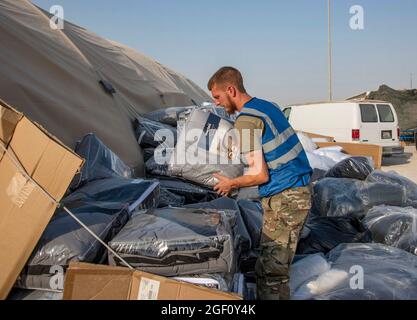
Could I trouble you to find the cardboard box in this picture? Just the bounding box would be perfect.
[63,262,241,300]
[0,99,83,299]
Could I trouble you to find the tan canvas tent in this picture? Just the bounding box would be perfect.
[0,0,211,174]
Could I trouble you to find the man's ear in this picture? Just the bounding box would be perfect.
[226,85,237,97]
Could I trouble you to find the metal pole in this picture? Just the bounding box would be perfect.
[328,0,333,101]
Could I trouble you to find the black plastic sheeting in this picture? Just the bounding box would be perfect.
[142,148,155,163]
[70,133,133,191]
[108,207,235,276]
[366,170,417,208]
[145,156,169,177]
[185,197,252,258]
[237,200,263,249]
[297,216,372,255]
[311,178,407,218]
[362,206,417,255]
[325,156,374,180]
[134,116,177,148]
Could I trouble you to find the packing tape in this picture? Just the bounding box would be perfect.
[6,172,36,208]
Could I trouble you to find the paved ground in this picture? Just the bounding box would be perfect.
[381,145,417,183]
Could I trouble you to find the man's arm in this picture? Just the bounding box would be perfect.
[213,149,269,196]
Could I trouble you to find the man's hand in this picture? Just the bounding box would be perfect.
[213,173,234,196]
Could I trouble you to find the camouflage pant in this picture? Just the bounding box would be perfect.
[256,186,311,300]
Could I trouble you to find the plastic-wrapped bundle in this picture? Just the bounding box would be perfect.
[314,243,417,300]
[296,132,318,153]
[168,110,244,188]
[362,206,417,255]
[237,200,263,249]
[236,186,260,200]
[296,216,372,255]
[15,202,130,291]
[7,289,63,300]
[325,156,374,180]
[157,177,219,204]
[185,197,252,257]
[108,207,235,276]
[306,151,337,171]
[310,168,327,183]
[142,148,155,162]
[311,178,407,218]
[366,170,417,208]
[172,273,231,292]
[313,146,350,163]
[134,116,177,148]
[157,189,185,208]
[290,253,331,296]
[64,177,160,213]
[145,156,169,177]
[70,133,133,190]
[144,106,195,127]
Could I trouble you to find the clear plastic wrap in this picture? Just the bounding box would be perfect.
[142,147,155,162]
[289,253,331,296]
[7,289,63,300]
[157,188,185,208]
[366,170,417,208]
[296,216,372,255]
[185,197,252,257]
[319,243,417,300]
[236,186,260,200]
[296,132,318,153]
[144,106,195,127]
[15,201,130,291]
[362,205,417,255]
[168,109,243,188]
[325,156,374,180]
[108,207,235,276]
[292,243,417,300]
[172,273,231,292]
[70,133,133,190]
[134,116,177,148]
[157,177,219,204]
[313,146,350,163]
[306,151,337,171]
[311,178,407,218]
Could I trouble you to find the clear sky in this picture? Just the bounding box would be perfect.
[32,0,417,106]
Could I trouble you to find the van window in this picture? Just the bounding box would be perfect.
[283,107,291,120]
[377,104,394,122]
[359,104,378,123]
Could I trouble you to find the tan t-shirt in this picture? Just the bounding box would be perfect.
[234,115,264,154]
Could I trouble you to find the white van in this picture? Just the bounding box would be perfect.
[283,100,404,156]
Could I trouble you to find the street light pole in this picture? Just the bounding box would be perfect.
[328,0,333,101]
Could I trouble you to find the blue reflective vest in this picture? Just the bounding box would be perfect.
[237,98,312,197]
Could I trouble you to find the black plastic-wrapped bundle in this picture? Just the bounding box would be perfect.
[362,206,417,255]
[156,177,219,204]
[15,202,130,291]
[312,178,407,218]
[237,200,263,249]
[185,197,252,257]
[142,148,155,162]
[158,189,185,208]
[296,216,372,255]
[134,116,177,148]
[108,207,235,276]
[366,170,417,208]
[145,156,169,177]
[64,177,160,213]
[70,133,133,191]
[325,156,374,180]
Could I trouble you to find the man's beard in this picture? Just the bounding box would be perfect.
[224,96,237,115]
